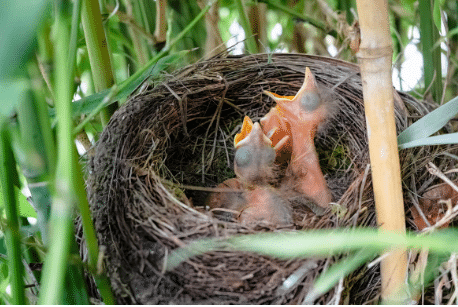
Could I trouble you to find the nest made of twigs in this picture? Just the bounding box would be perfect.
[86,53,458,304]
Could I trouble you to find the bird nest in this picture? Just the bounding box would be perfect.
[86,53,458,304]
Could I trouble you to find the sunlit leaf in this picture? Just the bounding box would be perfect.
[397,95,458,145]
[70,50,189,117]
[0,0,49,80]
[398,132,458,149]
[166,228,458,271]
[304,249,376,303]
[433,0,446,30]
[0,78,30,118]
[0,184,36,219]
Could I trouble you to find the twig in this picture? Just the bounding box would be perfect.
[447,253,458,305]
[421,199,458,233]
[426,162,458,195]
[163,83,188,137]
[367,252,392,269]
[353,164,370,227]
[334,277,344,304]
[409,193,431,228]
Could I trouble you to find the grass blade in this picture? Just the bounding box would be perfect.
[397,95,458,145]
[419,0,443,103]
[72,50,188,134]
[81,0,118,125]
[304,249,376,303]
[0,125,25,305]
[166,228,458,271]
[38,1,88,303]
[234,0,258,54]
[399,132,458,149]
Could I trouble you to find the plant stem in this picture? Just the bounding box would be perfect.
[355,0,407,302]
[154,0,167,45]
[124,0,149,68]
[258,0,337,38]
[419,0,443,103]
[234,0,259,54]
[81,0,118,125]
[0,126,25,305]
[15,89,56,244]
[73,0,213,135]
[38,1,81,303]
[72,147,115,303]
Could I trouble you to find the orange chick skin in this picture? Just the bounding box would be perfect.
[264,67,332,208]
[239,187,293,226]
[234,117,276,186]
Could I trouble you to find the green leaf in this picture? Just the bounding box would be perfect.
[304,249,376,303]
[0,78,30,118]
[0,0,49,117]
[70,50,188,117]
[397,95,458,145]
[433,0,446,30]
[0,185,36,219]
[166,228,458,271]
[0,237,6,256]
[398,132,458,149]
[399,0,415,13]
[0,0,49,80]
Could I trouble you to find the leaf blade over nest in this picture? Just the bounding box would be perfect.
[165,228,458,271]
[397,95,458,146]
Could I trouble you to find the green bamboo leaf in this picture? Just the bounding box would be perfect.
[70,50,188,118]
[399,0,415,13]
[397,95,458,145]
[0,186,37,219]
[399,132,458,149]
[0,0,49,80]
[433,0,446,30]
[304,249,376,303]
[166,228,458,271]
[0,0,50,118]
[0,237,5,255]
[0,79,30,118]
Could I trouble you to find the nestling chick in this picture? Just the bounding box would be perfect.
[264,67,332,209]
[206,178,246,221]
[207,116,293,226]
[238,186,293,226]
[259,108,292,164]
[234,116,277,186]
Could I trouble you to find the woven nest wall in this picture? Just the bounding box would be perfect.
[86,53,458,304]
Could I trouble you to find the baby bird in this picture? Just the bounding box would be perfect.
[264,67,332,209]
[238,186,293,225]
[233,116,276,186]
[207,116,293,226]
[259,107,293,164]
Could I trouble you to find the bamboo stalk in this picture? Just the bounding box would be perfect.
[154,0,167,45]
[16,89,55,244]
[257,0,338,38]
[81,0,118,126]
[248,2,267,53]
[419,0,443,103]
[123,0,149,68]
[234,0,259,54]
[202,0,225,58]
[38,3,78,303]
[354,0,407,302]
[0,126,25,305]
